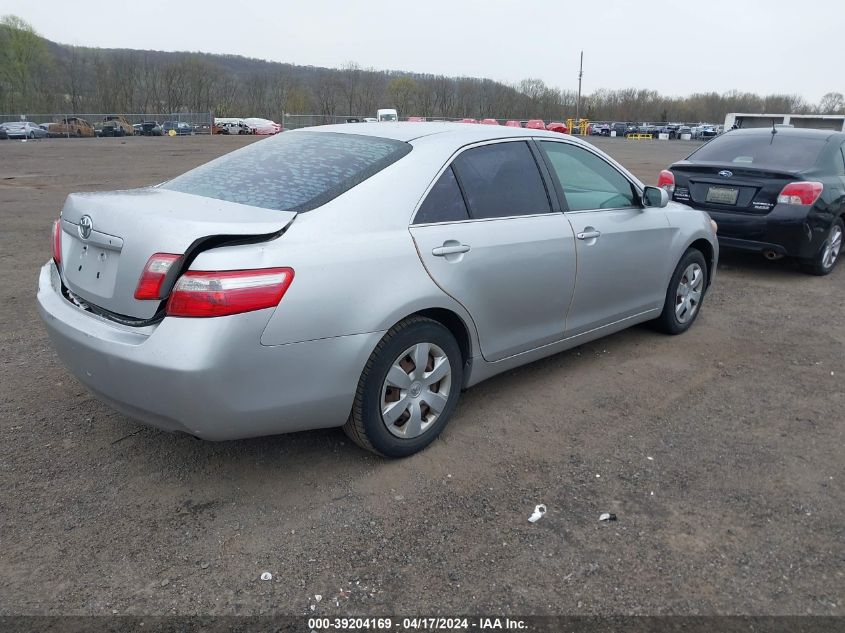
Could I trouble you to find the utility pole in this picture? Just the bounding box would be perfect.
[576,51,584,121]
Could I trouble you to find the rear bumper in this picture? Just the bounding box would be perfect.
[37,262,382,440]
[701,204,826,259]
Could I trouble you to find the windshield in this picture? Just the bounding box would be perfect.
[379,114,397,121]
[162,131,411,212]
[689,133,826,171]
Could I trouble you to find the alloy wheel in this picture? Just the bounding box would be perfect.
[821,225,842,270]
[380,342,452,439]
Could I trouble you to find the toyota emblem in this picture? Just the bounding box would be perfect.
[78,215,93,240]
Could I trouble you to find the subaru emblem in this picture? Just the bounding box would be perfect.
[78,215,93,240]
[718,170,733,178]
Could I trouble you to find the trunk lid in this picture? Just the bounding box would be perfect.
[671,161,802,215]
[58,188,296,319]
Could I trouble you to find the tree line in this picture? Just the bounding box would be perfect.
[2,15,844,124]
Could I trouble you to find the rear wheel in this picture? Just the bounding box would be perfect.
[343,316,463,458]
[654,248,708,334]
[801,218,843,276]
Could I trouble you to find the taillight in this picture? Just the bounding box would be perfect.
[777,181,823,206]
[166,268,294,318]
[134,253,182,300]
[658,170,675,194]
[52,219,62,265]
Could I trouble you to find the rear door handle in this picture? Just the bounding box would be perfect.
[576,230,602,240]
[432,243,471,256]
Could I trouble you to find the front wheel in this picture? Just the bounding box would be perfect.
[654,248,708,334]
[801,218,842,276]
[343,316,463,457]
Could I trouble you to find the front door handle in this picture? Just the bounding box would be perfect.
[576,229,602,240]
[432,243,471,256]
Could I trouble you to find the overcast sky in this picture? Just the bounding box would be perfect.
[1,0,841,103]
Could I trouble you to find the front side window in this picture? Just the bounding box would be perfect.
[162,131,411,212]
[452,141,550,219]
[414,166,469,224]
[539,141,637,211]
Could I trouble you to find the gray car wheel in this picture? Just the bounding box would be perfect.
[802,218,843,276]
[654,248,708,335]
[344,316,463,457]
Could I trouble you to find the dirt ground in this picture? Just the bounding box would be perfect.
[0,133,842,617]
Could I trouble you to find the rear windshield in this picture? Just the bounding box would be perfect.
[689,133,826,171]
[162,131,411,212]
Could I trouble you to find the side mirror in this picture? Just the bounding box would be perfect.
[643,185,669,208]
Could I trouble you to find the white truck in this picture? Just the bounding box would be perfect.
[376,109,398,122]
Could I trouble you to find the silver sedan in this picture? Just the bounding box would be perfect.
[37,123,718,457]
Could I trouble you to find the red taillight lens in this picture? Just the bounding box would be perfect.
[777,181,823,206]
[134,253,182,300]
[52,219,62,265]
[166,268,294,318]
[658,169,675,193]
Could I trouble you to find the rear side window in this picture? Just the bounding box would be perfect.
[689,133,826,171]
[453,141,551,219]
[162,131,411,212]
[414,167,469,224]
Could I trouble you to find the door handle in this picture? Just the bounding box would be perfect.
[432,243,471,256]
[576,229,602,240]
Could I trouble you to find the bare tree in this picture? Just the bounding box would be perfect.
[818,92,845,114]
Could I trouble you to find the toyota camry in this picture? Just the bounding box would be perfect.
[38,123,718,457]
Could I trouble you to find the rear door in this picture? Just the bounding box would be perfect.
[410,140,577,362]
[537,140,674,336]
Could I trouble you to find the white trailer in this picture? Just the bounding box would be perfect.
[725,113,845,132]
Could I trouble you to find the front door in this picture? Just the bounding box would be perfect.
[537,140,675,336]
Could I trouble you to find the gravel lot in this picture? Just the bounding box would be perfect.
[1,134,843,617]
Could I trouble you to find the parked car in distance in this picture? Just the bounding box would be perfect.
[377,109,399,122]
[525,119,546,130]
[50,117,96,138]
[138,121,163,136]
[505,120,522,128]
[244,118,281,135]
[545,121,568,134]
[661,127,845,274]
[480,118,499,125]
[100,115,134,137]
[608,122,630,137]
[39,122,717,458]
[162,121,195,136]
[677,126,693,138]
[221,121,250,135]
[407,116,426,122]
[1,121,48,139]
[699,125,718,139]
[458,118,478,124]
[590,123,610,135]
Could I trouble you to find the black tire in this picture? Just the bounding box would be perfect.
[654,248,709,335]
[800,218,843,276]
[343,316,463,458]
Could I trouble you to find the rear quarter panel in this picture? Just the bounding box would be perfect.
[188,142,482,351]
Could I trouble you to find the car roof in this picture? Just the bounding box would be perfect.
[296,121,584,145]
[727,127,845,142]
